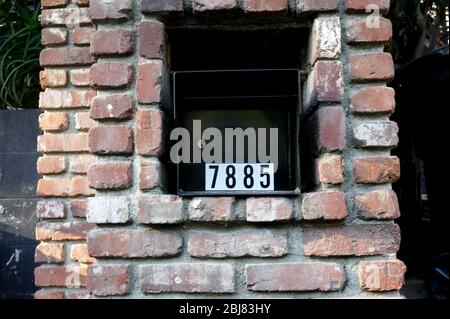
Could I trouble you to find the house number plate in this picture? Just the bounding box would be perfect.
[205,163,274,191]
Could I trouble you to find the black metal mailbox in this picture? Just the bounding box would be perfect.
[172,69,300,196]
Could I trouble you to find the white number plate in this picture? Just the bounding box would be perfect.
[205,163,274,191]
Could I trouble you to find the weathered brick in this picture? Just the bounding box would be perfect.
[137,195,184,224]
[35,243,65,263]
[37,177,95,197]
[357,260,406,291]
[87,196,131,224]
[89,126,133,154]
[40,47,95,66]
[37,200,65,219]
[69,155,97,174]
[87,265,130,296]
[355,190,400,220]
[188,197,234,222]
[40,69,67,88]
[302,192,348,221]
[346,17,392,44]
[298,0,339,12]
[73,27,95,46]
[303,61,343,112]
[88,228,182,258]
[91,30,133,56]
[307,106,346,152]
[135,109,163,156]
[88,163,132,190]
[242,0,288,12]
[246,263,344,291]
[303,224,401,256]
[37,156,66,174]
[139,264,235,293]
[70,69,90,87]
[35,266,87,288]
[36,221,95,241]
[65,291,93,299]
[39,90,96,109]
[315,154,344,185]
[353,122,399,148]
[41,28,67,45]
[140,0,184,13]
[137,60,162,104]
[189,230,288,258]
[350,53,395,82]
[192,0,237,12]
[75,112,98,131]
[38,134,89,153]
[72,0,90,5]
[139,160,160,190]
[39,112,69,132]
[40,8,91,27]
[90,62,133,88]
[70,244,96,264]
[351,87,395,114]
[34,290,65,299]
[42,0,67,8]
[90,94,133,120]
[346,0,390,14]
[354,156,400,184]
[246,197,293,222]
[139,21,165,59]
[309,17,341,64]
[71,199,88,218]
[90,0,132,22]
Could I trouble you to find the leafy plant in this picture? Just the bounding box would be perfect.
[0,0,41,109]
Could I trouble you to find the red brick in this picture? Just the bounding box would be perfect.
[35,243,65,263]
[34,290,65,299]
[71,199,88,218]
[355,190,400,220]
[40,8,91,27]
[88,228,182,258]
[90,0,132,22]
[298,0,339,12]
[41,0,67,7]
[302,192,348,221]
[40,69,67,89]
[35,266,87,288]
[87,265,130,296]
[65,291,93,299]
[70,244,96,264]
[41,28,67,45]
[137,60,162,104]
[36,200,65,219]
[309,17,341,64]
[188,197,234,222]
[70,69,90,87]
[312,106,346,152]
[137,195,184,224]
[354,156,400,184]
[91,30,133,56]
[69,155,97,174]
[89,126,133,154]
[350,53,394,82]
[303,61,343,111]
[73,27,95,46]
[87,197,131,224]
[243,0,288,12]
[352,87,395,114]
[246,197,293,222]
[315,154,344,185]
[40,47,95,66]
[189,230,288,258]
[75,112,98,131]
[36,221,95,241]
[353,121,399,148]
[303,224,401,256]
[346,0,390,14]
[346,17,392,44]
[139,160,160,190]
[139,264,235,293]
[39,112,69,132]
[90,94,133,120]
[88,163,132,190]
[37,156,66,174]
[37,134,89,153]
[139,21,164,59]
[140,0,183,13]
[357,260,406,291]
[246,263,344,291]
[90,62,133,88]
[37,177,95,197]
[192,0,237,12]
[135,109,163,156]
[39,90,96,109]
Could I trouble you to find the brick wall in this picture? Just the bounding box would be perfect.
[35,0,406,299]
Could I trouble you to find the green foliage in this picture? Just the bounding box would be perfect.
[0,0,41,109]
